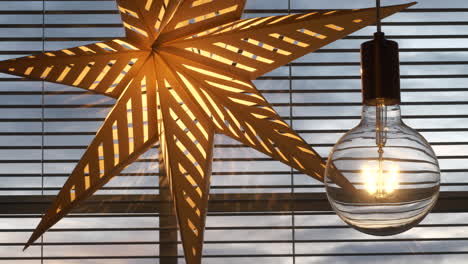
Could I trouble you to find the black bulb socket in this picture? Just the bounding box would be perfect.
[361,32,401,106]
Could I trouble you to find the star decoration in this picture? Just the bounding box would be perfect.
[0,0,413,263]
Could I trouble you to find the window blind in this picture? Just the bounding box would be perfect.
[1,0,468,263]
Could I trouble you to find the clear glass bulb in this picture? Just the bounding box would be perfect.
[325,101,440,236]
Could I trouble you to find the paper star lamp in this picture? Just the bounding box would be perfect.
[0,0,413,263]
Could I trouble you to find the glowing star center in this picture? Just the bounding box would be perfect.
[151,40,162,51]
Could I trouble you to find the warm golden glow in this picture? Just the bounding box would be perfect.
[363,162,399,197]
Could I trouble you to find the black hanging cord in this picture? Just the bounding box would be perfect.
[377,0,382,32]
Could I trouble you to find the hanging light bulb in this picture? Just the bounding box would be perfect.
[324,0,440,236]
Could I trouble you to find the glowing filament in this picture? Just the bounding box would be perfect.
[362,163,399,197]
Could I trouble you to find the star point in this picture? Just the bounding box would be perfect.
[0,1,415,263]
